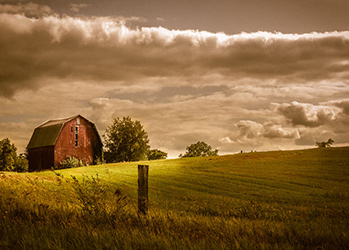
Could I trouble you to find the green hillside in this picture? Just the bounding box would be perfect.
[1,147,348,249]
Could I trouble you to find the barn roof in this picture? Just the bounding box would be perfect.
[27,115,101,149]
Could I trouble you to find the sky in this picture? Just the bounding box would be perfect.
[0,0,348,158]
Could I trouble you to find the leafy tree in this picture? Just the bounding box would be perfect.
[104,116,150,163]
[14,153,29,172]
[0,138,28,172]
[147,149,168,160]
[316,138,334,148]
[0,138,17,171]
[179,141,218,158]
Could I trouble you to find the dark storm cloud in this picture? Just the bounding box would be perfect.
[0,13,348,98]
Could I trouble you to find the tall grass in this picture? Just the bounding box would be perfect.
[0,147,348,249]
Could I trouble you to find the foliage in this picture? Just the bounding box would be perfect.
[14,153,29,172]
[0,147,348,249]
[0,138,28,172]
[147,149,168,160]
[59,156,83,169]
[92,139,104,165]
[71,175,127,217]
[316,138,334,148]
[179,141,218,158]
[104,116,150,163]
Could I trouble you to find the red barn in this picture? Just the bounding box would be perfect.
[27,115,103,171]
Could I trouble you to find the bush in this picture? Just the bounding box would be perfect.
[71,175,128,218]
[59,157,83,169]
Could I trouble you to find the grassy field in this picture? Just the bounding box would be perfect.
[0,147,348,249]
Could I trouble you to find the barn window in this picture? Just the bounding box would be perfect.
[75,126,78,147]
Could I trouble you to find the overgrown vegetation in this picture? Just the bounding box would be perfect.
[0,147,348,249]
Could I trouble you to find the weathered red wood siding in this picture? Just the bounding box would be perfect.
[28,146,54,171]
[54,117,99,166]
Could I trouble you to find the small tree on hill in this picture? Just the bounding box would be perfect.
[147,149,167,160]
[104,116,150,163]
[179,141,218,158]
[316,138,334,148]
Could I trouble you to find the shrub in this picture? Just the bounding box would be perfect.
[59,157,83,169]
[71,175,128,219]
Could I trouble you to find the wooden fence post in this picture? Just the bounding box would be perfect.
[138,165,149,215]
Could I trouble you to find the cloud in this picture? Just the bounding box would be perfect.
[0,13,348,98]
[274,101,340,127]
[0,3,52,17]
[329,99,349,115]
[70,3,89,13]
[263,122,300,139]
[0,12,348,156]
[236,120,264,139]
[235,120,300,140]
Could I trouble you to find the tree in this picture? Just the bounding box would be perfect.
[147,149,168,160]
[14,153,28,172]
[0,138,17,171]
[0,138,28,172]
[104,116,150,163]
[316,138,334,148]
[179,141,218,158]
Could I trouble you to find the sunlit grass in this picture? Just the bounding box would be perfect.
[0,147,348,249]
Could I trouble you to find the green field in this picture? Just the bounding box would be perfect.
[1,147,348,249]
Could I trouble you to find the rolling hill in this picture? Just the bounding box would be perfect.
[1,147,348,249]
